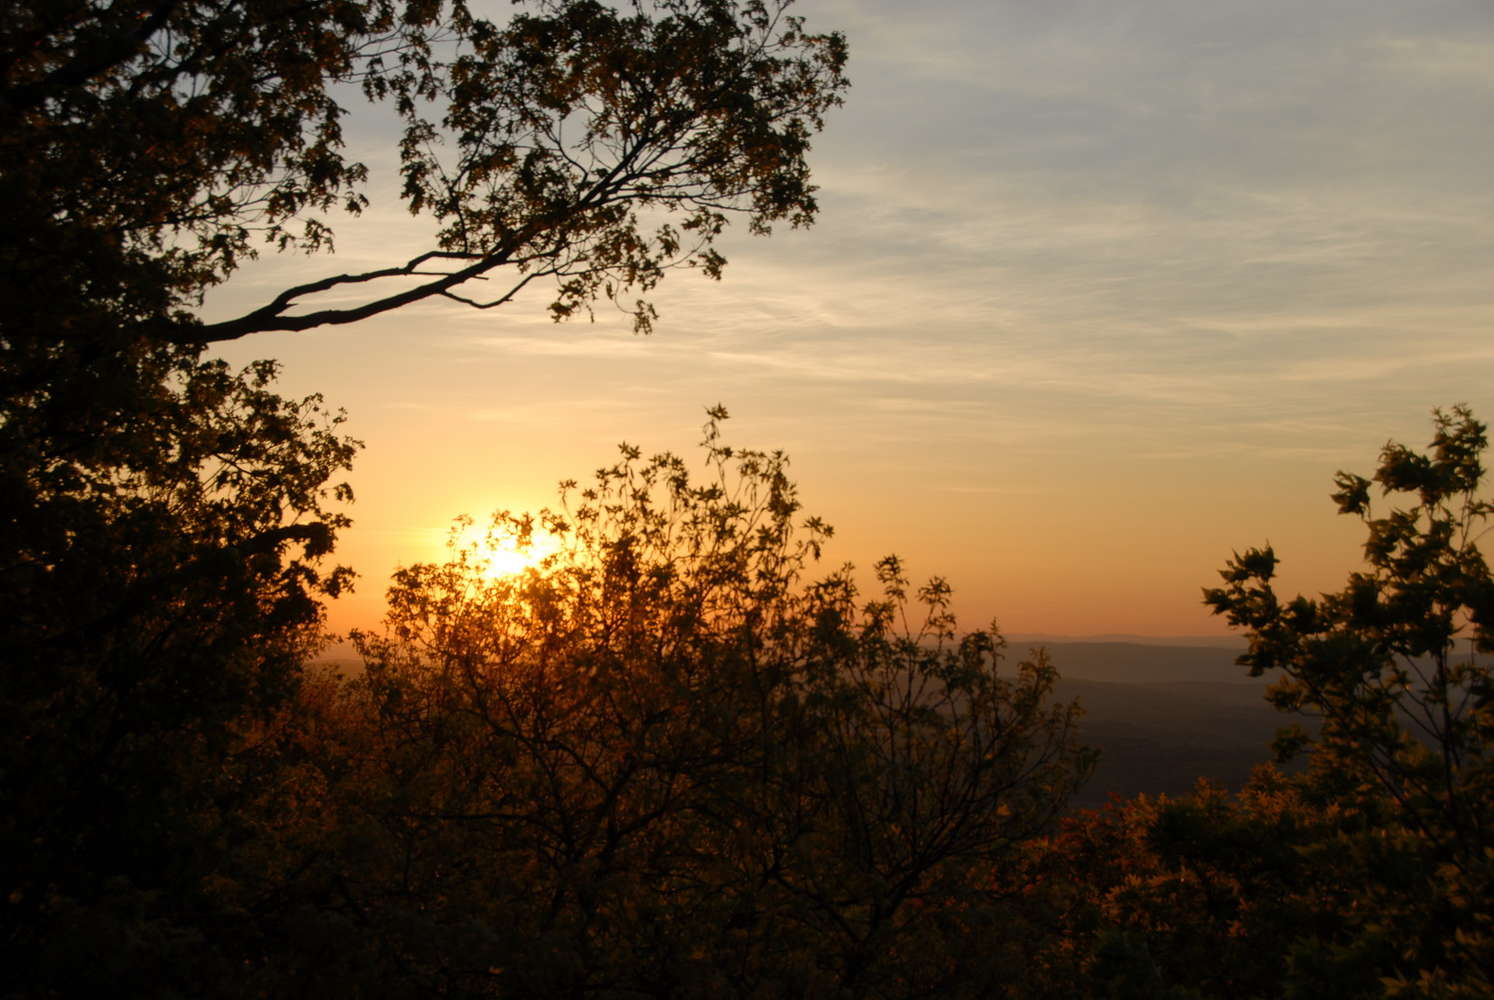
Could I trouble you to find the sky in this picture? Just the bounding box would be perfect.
[207,0,1494,641]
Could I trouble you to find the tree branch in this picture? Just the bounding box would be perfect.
[185,248,512,343]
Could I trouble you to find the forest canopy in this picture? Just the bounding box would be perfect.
[326,410,1094,996]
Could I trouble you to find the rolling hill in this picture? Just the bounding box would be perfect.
[1032,641,1290,809]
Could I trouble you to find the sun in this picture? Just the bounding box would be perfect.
[451,518,563,580]
[478,534,558,579]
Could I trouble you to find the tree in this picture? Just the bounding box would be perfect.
[0,357,360,994]
[1004,767,1400,1000]
[1204,405,1494,996]
[3,0,848,349]
[318,411,1093,998]
[2,0,848,660]
[2,4,846,992]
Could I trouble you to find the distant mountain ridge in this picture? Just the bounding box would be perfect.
[1016,640,1289,808]
[1008,633,1245,650]
[1018,639,1255,685]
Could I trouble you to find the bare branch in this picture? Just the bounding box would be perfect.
[186,248,508,342]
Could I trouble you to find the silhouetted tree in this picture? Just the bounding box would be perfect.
[1009,768,1378,1000]
[4,0,847,351]
[316,411,1093,998]
[1207,406,1494,846]
[1199,404,1494,997]
[977,407,1494,1000]
[0,358,359,994]
[0,3,846,993]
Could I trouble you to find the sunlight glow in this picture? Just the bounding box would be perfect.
[453,519,564,580]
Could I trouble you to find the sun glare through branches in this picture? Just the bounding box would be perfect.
[448,514,562,580]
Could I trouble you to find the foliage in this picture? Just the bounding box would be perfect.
[1200,405,1494,996]
[2,4,844,993]
[971,406,1494,1000]
[1205,406,1494,853]
[313,411,1094,997]
[0,355,359,993]
[2,0,848,351]
[1006,767,1400,1000]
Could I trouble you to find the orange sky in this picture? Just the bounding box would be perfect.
[208,0,1494,641]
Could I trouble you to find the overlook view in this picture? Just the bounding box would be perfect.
[3,1,1491,996]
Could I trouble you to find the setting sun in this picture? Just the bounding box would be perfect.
[451,518,563,580]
